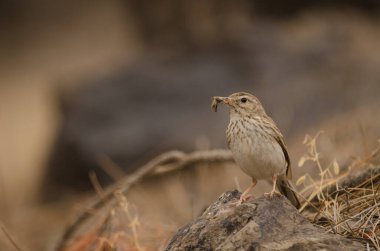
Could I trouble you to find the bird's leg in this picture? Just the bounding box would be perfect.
[270,174,277,198]
[238,179,257,205]
[264,174,277,198]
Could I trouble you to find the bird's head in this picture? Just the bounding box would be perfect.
[211,92,265,118]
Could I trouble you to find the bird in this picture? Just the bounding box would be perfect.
[211,92,300,208]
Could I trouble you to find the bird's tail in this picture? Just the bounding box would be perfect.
[276,175,301,209]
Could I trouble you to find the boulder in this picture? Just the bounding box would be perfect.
[165,190,363,251]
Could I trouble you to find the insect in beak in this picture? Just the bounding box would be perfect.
[211,96,231,112]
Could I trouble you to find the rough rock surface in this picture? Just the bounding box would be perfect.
[165,190,363,251]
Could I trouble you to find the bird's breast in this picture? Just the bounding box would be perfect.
[226,118,286,179]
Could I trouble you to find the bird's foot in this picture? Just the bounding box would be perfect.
[236,194,253,205]
[264,192,279,199]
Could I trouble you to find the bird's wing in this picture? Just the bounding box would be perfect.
[263,115,292,179]
[274,135,292,179]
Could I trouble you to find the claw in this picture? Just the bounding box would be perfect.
[236,194,252,205]
[264,191,279,199]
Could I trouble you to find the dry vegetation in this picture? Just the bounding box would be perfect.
[298,132,380,249]
[56,150,235,251]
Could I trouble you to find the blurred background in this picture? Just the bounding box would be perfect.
[1,0,380,250]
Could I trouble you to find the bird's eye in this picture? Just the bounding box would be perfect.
[240,98,247,103]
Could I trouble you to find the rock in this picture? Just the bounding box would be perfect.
[165,190,363,251]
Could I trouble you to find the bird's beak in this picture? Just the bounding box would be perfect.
[221,97,232,106]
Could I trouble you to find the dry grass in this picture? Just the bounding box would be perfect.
[297,132,380,249]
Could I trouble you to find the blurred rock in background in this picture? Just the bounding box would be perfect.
[1,0,380,250]
[45,7,380,197]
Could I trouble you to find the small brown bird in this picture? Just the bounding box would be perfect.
[211,92,300,208]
